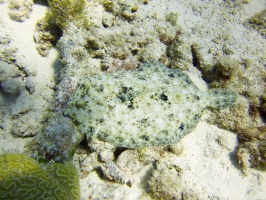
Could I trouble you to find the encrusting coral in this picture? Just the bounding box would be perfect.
[0,153,80,200]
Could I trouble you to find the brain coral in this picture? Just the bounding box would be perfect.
[0,153,80,200]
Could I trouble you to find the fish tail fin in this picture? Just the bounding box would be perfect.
[207,88,237,109]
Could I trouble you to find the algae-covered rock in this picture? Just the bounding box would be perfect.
[0,153,80,200]
[148,161,199,199]
[245,9,266,37]
[101,0,139,21]
[34,0,87,56]
[0,19,17,63]
[47,0,87,30]
[237,127,266,170]
[34,18,60,56]
[8,0,33,22]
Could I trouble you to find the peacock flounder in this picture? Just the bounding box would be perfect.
[65,62,237,148]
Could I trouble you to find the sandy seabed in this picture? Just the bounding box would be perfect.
[0,1,266,199]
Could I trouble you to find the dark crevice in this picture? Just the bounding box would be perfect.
[114,147,127,160]
[191,44,201,68]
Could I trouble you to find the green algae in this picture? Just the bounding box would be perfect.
[0,153,80,200]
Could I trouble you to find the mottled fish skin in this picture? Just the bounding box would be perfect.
[65,62,237,148]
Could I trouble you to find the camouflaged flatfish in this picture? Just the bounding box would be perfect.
[64,62,237,148]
